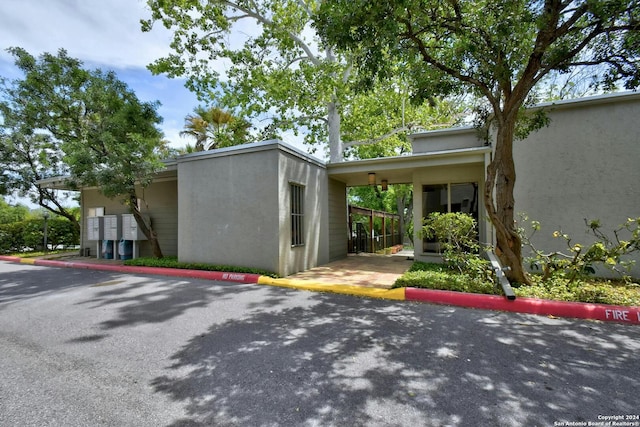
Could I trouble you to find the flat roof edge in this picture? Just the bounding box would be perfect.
[175,139,325,168]
[532,90,640,110]
[409,125,477,139]
[328,146,491,170]
[409,91,640,139]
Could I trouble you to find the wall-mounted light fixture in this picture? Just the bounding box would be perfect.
[368,172,376,186]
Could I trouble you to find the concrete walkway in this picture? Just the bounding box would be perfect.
[286,252,413,288]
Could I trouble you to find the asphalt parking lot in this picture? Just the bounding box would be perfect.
[1,261,639,426]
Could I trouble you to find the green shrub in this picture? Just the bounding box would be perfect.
[420,212,494,283]
[513,278,640,306]
[0,222,25,253]
[124,256,279,278]
[395,261,640,306]
[22,220,43,249]
[513,277,576,302]
[421,212,479,271]
[518,214,640,283]
[47,218,80,248]
[408,261,449,273]
[394,262,500,295]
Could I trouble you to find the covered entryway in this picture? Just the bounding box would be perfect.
[327,130,491,264]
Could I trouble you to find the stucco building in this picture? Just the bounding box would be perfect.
[48,91,639,278]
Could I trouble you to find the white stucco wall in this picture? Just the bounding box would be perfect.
[177,141,328,276]
[276,150,330,276]
[512,92,640,277]
[177,146,281,272]
[411,126,485,153]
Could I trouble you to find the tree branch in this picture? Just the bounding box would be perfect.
[343,125,412,148]
[399,14,499,113]
[222,0,321,66]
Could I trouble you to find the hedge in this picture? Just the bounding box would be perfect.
[0,218,79,253]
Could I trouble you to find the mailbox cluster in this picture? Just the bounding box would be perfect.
[86,214,148,259]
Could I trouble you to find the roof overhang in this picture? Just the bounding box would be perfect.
[36,162,178,191]
[327,146,491,187]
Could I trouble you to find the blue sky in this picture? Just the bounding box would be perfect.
[0,0,200,148]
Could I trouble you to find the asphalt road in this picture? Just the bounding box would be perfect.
[1,261,639,427]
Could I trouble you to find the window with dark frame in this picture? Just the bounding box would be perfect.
[290,183,305,246]
[422,182,479,253]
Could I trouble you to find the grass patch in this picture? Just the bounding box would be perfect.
[7,249,78,258]
[123,256,279,278]
[394,261,640,306]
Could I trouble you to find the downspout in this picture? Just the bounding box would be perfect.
[80,189,85,256]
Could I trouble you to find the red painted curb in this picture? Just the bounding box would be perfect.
[5,258,261,284]
[405,288,640,325]
[3,255,638,324]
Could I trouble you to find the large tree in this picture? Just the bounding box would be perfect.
[143,0,352,162]
[317,0,640,284]
[143,0,464,163]
[1,54,82,231]
[0,48,169,257]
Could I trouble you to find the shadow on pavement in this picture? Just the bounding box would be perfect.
[0,266,118,307]
[76,278,261,331]
[150,287,640,426]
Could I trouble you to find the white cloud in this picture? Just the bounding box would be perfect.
[0,0,171,69]
[0,0,204,149]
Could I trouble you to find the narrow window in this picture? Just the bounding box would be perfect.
[291,183,305,246]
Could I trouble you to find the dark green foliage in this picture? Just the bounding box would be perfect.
[1,47,168,257]
[0,222,24,253]
[420,212,494,282]
[408,261,448,273]
[393,262,501,295]
[0,199,29,224]
[0,218,79,253]
[124,256,279,278]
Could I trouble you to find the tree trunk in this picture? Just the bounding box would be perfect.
[128,192,164,258]
[483,117,531,285]
[38,189,81,237]
[327,100,343,163]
